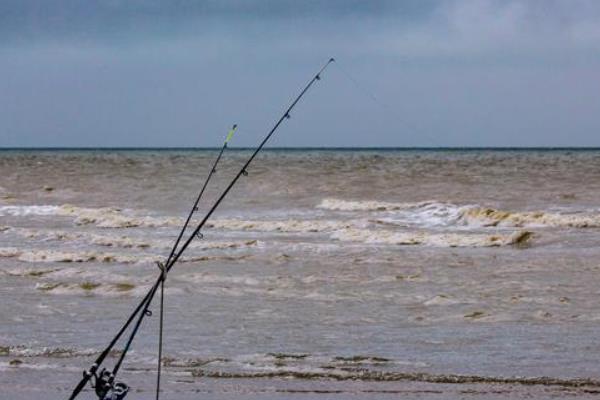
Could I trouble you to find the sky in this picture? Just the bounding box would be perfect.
[1,0,599,148]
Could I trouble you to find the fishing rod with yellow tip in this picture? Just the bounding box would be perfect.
[166,123,238,266]
[68,57,334,400]
[109,58,334,394]
[66,124,238,400]
[155,123,237,400]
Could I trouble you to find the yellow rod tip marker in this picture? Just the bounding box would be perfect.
[225,124,237,143]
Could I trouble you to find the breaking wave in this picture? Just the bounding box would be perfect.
[0,204,179,228]
[0,205,65,217]
[0,247,146,264]
[59,205,179,228]
[331,229,533,248]
[459,207,600,228]
[2,346,599,389]
[318,198,600,229]
[206,219,355,233]
[4,201,599,247]
[0,247,251,265]
[0,344,121,358]
[1,204,356,232]
[1,227,261,251]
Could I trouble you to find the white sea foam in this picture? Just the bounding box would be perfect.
[206,218,355,233]
[0,246,252,266]
[0,247,21,257]
[2,203,363,232]
[3,267,61,278]
[2,227,261,252]
[0,204,180,228]
[1,227,82,241]
[58,205,180,228]
[5,198,600,239]
[0,247,152,264]
[2,345,100,358]
[39,267,135,283]
[90,235,260,251]
[0,205,63,216]
[183,273,261,286]
[458,207,600,228]
[318,198,600,229]
[319,199,475,227]
[318,198,424,212]
[89,234,152,248]
[331,229,533,248]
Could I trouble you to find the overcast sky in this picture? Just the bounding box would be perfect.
[1,0,599,147]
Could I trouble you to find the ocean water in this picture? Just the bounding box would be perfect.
[1,148,600,399]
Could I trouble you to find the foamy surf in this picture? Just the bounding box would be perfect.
[3,203,356,232]
[459,207,600,228]
[0,247,146,264]
[318,198,600,229]
[206,218,356,233]
[59,205,181,228]
[1,227,261,252]
[33,281,174,297]
[0,205,64,216]
[3,346,598,389]
[0,204,180,228]
[331,229,533,247]
[0,345,102,358]
[0,246,253,266]
[318,198,431,212]
[90,235,260,251]
[7,201,598,232]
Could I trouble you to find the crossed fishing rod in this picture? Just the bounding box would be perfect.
[68,58,335,400]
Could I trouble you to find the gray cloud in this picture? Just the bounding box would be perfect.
[2,1,599,52]
[1,0,599,147]
[0,1,432,44]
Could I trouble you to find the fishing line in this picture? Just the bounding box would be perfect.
[334,61,439,148]
[67,58,334,400]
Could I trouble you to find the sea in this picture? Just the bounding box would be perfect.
[1,148,600,399]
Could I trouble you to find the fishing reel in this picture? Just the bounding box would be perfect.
[86,367,129,400]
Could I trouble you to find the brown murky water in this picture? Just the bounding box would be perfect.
[1,149,600,399]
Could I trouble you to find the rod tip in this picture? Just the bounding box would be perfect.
[329,58,336,63]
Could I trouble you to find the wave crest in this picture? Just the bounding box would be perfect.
[459,207,600,228]
[331,229,533,248]
[318,198,600,229]
[0,204,180,228]
[207,219,353,233]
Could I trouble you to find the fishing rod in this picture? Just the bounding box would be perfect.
[68,58,334,400]
[166,124,238,266]
[155,124,237,400]
[110,56,334,388]
[67,125,237,400]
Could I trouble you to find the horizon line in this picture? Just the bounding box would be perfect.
[1,146,600,151]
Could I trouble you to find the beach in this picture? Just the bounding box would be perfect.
[2,148,600,399]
